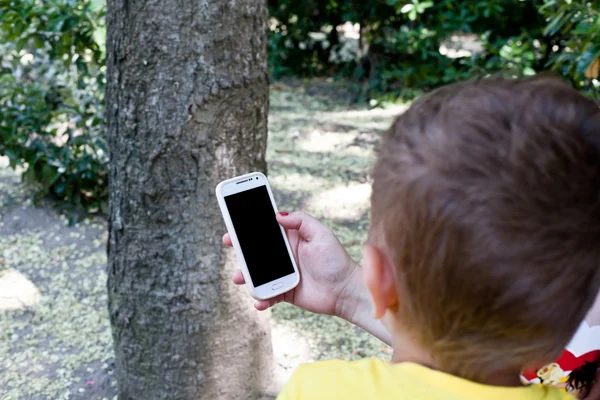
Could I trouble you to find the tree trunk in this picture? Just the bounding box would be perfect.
[105,1,272,399]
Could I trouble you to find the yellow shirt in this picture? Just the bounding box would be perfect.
[277,359,573,400]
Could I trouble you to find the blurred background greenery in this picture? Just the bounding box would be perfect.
[0,0,599,214]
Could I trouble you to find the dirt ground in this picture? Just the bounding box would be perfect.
[0,82,405,399]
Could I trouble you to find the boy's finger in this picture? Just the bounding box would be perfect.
[232,270,245,285]
[254,300,271,311]
[222,233,232,247]
[254,294,285,311]
[276,211,321,241]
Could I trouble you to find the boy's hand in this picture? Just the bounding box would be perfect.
[223,211,358,317]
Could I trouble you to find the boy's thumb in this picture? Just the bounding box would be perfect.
[276,211,318,241]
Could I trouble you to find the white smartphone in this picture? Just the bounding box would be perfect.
[216,172,300,300]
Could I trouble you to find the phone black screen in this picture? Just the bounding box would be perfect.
[225,185,295,287]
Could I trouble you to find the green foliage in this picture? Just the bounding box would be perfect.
[540,0,600,98]
[1,0,598,213]
[0,0,107,213]
[390,0,434,21]
[267,1,351,79]
[268,0,600,102]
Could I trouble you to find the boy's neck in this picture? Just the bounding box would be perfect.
[390,329,523,387]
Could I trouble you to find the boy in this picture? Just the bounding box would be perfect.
[277,77,600,399]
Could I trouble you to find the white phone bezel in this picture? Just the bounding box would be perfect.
[216,171,300,300]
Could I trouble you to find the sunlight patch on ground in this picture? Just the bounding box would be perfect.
[270,172,331,193]
[340,144,375,158]
[327,104,408,120]
[267,323,313,394]
[296,130,356,153]
[0,269,41,311]
[322,104,409,131]
[304,183,371,221]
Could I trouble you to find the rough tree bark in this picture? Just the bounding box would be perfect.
[105,1,271,399]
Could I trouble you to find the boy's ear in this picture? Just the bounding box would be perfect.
[362,245,398,319]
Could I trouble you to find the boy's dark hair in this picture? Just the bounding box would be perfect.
[566,359,598,397]
[370,77,600,381]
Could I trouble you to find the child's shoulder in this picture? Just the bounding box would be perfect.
[286,357,386,385]
[294,357,387,377]
[277,359,576,400]
[277,358,398,400]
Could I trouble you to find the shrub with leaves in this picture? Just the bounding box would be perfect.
[268,0,600,102]
[541,0,600,99]
[0,0,107,213]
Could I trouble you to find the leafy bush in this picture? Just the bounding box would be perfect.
[268,0,600,102]
[540,0,600,98]
[0,0,107,213]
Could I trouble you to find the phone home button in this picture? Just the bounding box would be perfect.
[271,282,283,290]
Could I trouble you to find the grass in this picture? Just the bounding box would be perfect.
[0,174,114,399]
[266,83,401,363]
